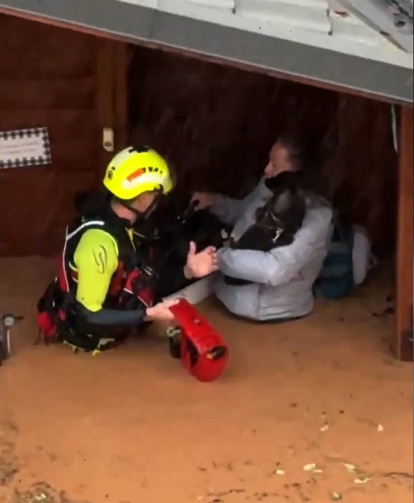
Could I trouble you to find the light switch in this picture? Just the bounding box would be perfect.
[103,127,114,152]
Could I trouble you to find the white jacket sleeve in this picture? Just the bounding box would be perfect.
[210,180,266,226]
[217,204,333,286]
[210,195,246,226]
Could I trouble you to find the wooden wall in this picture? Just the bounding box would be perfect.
[129,45,398,257]
[0,15,399,258]
[0,15,102,256]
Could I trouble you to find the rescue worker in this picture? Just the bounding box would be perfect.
[37,146,218,353]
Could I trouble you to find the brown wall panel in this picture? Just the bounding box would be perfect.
[0,14,102,256]
[0,78,95,110]
[0,110,97,133]
[0,14,98,78]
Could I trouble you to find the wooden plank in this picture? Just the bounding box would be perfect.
[95,38,116,183]
[395,106,414,361]
[113,42,129,151]
[95,39,129,185]
[0,78,95,109]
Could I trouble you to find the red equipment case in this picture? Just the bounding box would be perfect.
[169,299,229,382]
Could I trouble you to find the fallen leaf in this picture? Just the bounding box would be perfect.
[303,463,317,472]
[343,463,357,473]
[353,476,372,484]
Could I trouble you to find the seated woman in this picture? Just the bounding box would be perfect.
[193,132,333,322]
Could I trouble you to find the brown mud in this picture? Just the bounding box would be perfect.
[0,258,412,503]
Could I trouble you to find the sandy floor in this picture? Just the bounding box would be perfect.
[0,257,412,503]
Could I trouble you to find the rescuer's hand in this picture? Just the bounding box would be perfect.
[146,299,179,322]
[184,241,218,279]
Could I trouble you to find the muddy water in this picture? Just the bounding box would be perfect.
[0,258,412,503]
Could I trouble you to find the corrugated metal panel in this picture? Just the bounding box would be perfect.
[1,0,412,103]
[121,0,413,67]
[337,0,413,52]
[237,0,331,33]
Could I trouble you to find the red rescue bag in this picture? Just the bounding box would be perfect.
[169,299,229,382]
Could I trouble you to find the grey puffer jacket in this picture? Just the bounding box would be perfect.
[211,178,333,321]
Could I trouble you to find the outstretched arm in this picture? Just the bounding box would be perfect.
[195,180,265,226]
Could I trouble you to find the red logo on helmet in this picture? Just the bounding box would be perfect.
[127,168,146,183]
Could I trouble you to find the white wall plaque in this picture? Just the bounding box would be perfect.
[0,127,52,169]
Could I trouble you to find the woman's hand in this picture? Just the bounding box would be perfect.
[184,241,218,279]
[191,192,217,210]
[146,299,179,322]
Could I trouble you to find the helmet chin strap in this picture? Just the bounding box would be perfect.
[120,193,161,222]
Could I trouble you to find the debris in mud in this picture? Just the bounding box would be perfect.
[303,464,323,474]
[330,491,343,501]
[382,471,413,479]
[253,492,279,501]
[353,475,372,484]
[0,422,19,486]
[270,462,285,476]
[303,464,317,472]
[340,462,372,485]
[377,424,384,432]
[320,411,330,432]
[342,463,357,474]
[13,483,91,503]
[290,483,310,502]
[0,458,18,485]
[206,488,247,503]
[207,489,245,498]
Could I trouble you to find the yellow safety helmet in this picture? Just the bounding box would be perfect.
[103,146,174,200]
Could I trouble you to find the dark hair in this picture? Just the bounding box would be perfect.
[277,130,317,172]
[277,130,323,193]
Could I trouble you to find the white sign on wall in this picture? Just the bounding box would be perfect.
[0,127,52,169]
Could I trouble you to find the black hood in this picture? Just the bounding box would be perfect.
[73,188,132,230]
